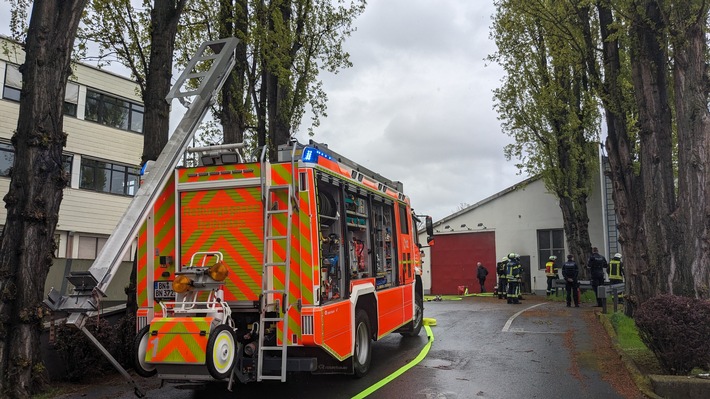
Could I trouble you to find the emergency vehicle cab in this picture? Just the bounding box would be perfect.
[133,140,434,385]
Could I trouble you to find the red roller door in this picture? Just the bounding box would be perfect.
[430,231,496,295]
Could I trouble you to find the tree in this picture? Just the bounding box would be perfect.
[0,1,89,397]
[177,0,365,159]
[492,0,710,312]
[596,0,710,310]
[490,0,599,266]
[81,0,189,164]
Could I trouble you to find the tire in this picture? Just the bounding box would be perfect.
[401,291,423,337]
[206,324,237,380]
[133,325,157,377]
[353,309,372,378]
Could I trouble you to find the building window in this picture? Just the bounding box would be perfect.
[80,158,139,196]
[537,229,565,270]
[0,143,73,181]
[3,63,21,101]
[85,89,143,133]
[0,142,13,176]
[64,82,79,117]
[77,235,132,260]
[3,64,80,117]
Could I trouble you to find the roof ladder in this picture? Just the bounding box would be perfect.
[256,145,298,382]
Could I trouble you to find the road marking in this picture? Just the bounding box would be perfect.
[502,302,547,332]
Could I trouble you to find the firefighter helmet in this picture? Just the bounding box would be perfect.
[501,256,509,262]
[549,255,557,261]
[508,252,516,259]
[614,253,622,259]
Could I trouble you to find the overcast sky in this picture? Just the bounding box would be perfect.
[295,0,526,221]
[0,1,529,222]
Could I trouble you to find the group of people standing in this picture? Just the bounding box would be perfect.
[492,253,524,304]
[545,247,625,307]
[478,247,625,307]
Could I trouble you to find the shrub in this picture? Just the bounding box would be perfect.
[51,313,136,382]
[634,294,710,375]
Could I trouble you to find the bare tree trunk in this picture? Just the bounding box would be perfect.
[672,4,710,299]
[140,0,188,164]
[266,0,294,160]
[219,0,249,145]
[0,1,87,397]
[627,0,676,305]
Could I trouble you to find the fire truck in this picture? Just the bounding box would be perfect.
[44,37,433,392]
[133,139,432,385]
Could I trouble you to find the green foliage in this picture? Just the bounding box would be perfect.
[78,0,152,90]
[609,311,646,350]
[176,0,365,144]
[490,0,600,194]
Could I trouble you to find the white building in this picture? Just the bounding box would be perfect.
[418,157,618,295]
[1,37,143,304]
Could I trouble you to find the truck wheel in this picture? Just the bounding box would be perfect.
[206,325,237,380]
[133,325,157,377]
[353,309,372,377]
[401,292,424,337]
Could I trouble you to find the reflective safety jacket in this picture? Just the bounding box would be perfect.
[506,259,522,280]
[545,260,558,277]
[609,259,624,280]
[496,261,508,277]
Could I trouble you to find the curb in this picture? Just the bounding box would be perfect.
[596,312,663,399]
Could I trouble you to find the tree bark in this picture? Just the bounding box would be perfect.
[0,1,87,397]
[671,3,710,299]
[141,0,188,164]
[627,0,676,305]
[595,1,646,315]
[219,0,249,145]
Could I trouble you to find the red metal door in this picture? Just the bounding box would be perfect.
[430,231,496,294]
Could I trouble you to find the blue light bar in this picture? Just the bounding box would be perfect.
[301,147,332,163]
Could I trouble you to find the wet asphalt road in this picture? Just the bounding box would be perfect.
[55,295,640,399]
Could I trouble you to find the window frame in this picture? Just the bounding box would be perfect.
[79,157,139,197]
[537,228,565,270]
[84,88,144,133]
[2,63,21,101]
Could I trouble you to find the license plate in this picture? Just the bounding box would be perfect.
[154,281,175,300]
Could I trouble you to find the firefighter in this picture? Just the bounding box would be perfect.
[545,255,559,296]
[587,247,608,307]
[608,253,624,284]
[561,254,579,307]
[495,256,508,299]
[506,253,522,304]
[608,253,624,302]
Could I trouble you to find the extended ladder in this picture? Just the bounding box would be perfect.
[256,145,298,382]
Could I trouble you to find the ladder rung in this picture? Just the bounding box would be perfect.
[266,235,288,240]
[264,262,287,267]
[259,375,285,381]
[267,184,291,190]
[262,289,286,295]
[260,345,286,351]
[262,317,285,322]
[267,209,289,215]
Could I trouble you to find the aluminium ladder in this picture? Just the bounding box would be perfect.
[256,144,299,382]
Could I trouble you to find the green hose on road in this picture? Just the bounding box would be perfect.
[351,318,436,399]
